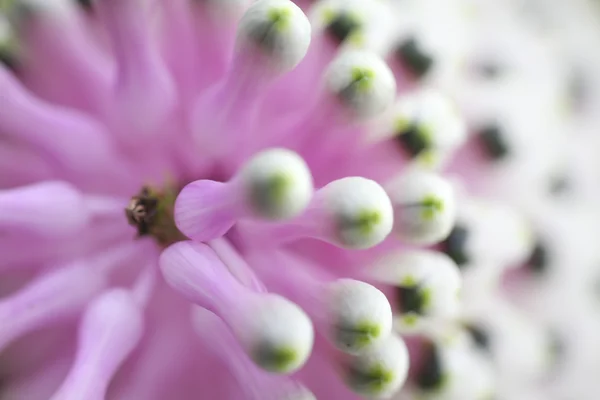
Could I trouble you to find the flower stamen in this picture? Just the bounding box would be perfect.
[125,185,187,246]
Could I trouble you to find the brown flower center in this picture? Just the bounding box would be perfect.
[125,184,187,247]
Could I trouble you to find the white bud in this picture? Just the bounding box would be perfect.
[325,50,396,119]
[327,279,392,354]
[236,0,311,71]
[454,199,534,267]
[387,170,456,245]
[191,306,316,398]
[0,14,18,64]
[237,294,314,374]
[279,385,316,400]
[469,298,550,384]
[320,177,394,249]
[390,89,466,168]
[240,148,314,220]
[414,340,495,400]
[0,14,12,42]
[371,250,461,329]
[10,0,75,20]
[309,0,394,53]
[309,0,365,34]
[344,334,409,398]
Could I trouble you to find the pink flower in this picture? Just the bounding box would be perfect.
[2,0,599,399]
[0,0,467,399]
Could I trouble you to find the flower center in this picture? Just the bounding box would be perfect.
[125,184,187,247]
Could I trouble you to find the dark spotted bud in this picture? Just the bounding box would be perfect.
[415,341,445,390]
[465,324,491,352]
[526,239,549,275]
[439,225,469,267]
[326,12,361,43]
[478,124,510,161]
[396,37,434,79]
[395,124,430,158]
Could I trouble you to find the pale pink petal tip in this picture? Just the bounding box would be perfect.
[174,180,239,242]
[0,262,107,352]
[0,181,89,236]
[50,289,144,400]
